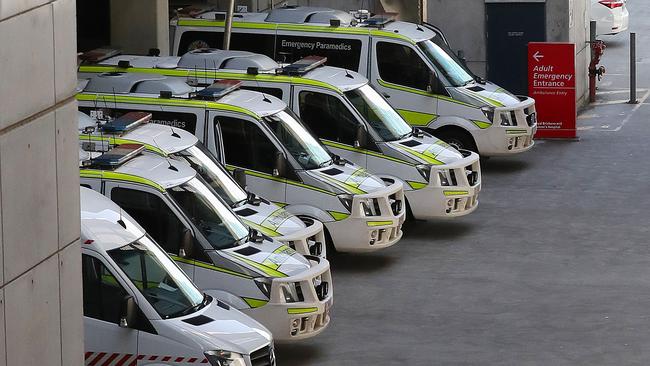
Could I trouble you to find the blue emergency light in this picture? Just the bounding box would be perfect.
[101,112,151,133]
[92,144,145,168]
[195,80,242,99]
[362,15,395,28]
[282,56,327,76]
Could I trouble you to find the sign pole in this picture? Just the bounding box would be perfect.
[629,32,637,104]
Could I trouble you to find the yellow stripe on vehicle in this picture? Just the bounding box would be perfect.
[261,245,296,270]
[287,307,318,314]
[224,165,337,196]
[76,93,260,120]
[79,66,343,94]
[406,181,428,190]
[394,145,444,165]
[317,173,366,195]
[242,219,282,237]
[443,190,469,196]
[328,211,350,221]
[435,94,479,109]
[506,129,528,135]
[471,120,492,129]
[320,139,414,166]
[170,255,253,279]
[377,79,433,98]
[80,169,166,192]
[396,109,437,126]
[231,253,288,278]
[243,297,269,308]
[367,221,393,227]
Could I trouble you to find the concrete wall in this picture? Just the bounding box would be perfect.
[111,0,170,55]
[0,1,83,365]
[426,0,591,108]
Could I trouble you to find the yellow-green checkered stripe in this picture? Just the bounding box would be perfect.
[80,169,166,192]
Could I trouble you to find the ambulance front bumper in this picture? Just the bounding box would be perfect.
[326,181,405,253]
[242,255,333,342]
[406,151,481,219]
[277,217,327,259]
[475,96,537,156]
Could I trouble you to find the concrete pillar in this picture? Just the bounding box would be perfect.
[110,0,170,55]
[0,0,83,365]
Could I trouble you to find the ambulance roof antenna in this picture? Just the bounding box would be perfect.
[344,69,354,79]
[153,137,179,172]
[212,60,218,82]
[116,186,126,229]
[112,87,118,110]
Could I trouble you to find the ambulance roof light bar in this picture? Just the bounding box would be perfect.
[194,80,242,100]
[100,112,151,134]
[361,14,396,28]
[282,56,327,76]
[79,48,122,63]
[91,144,145,168]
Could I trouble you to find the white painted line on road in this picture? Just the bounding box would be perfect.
[577,126,594,131]
[607,89,650,132]
[592,99,631,106]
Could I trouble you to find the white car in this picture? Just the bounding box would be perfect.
[592,0,629,35]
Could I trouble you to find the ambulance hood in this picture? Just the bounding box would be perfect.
[454,81,522,108]
[223,240,311,278]
[154,298,271,355]
[388,132,464,165]
[309,162,386,195]
[234,199,307,238]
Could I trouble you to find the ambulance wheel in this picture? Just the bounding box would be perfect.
[434,127,478,153]
[324,228,337,260]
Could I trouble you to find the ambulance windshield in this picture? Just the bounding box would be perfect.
[345,84,412,141]
[108,235,206,319]
[172,144,248,207]
[168,177,250,250]
[264,109,332,170]
[418,38,474,87]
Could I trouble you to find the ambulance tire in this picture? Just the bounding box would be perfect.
[433,127,478,154]
[324,228,337,260]
[405,197,415,222]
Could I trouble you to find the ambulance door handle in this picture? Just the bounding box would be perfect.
[382,92,391,99]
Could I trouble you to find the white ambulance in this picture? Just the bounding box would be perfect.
[76,72,405,253]
[80,145,333,341]
[79,50,481,218]
[78,111,327,257]
[168,6,537,156]
[80,187,276,365]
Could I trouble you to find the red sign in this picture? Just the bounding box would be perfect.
[528,42,577,138]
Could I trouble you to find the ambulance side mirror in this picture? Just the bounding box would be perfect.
[119,295,138,329]
[427,72,441,95]
[179,228,192,258]
[354,124,367,149]
[232,168,247,190]
[273,151,286,177]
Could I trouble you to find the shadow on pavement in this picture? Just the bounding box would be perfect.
[328,252,397,273]
[481,158,531,174]
[403,219,475,241]
[275,343,322,366]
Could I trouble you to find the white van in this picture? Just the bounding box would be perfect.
[168,6,537,156]
[79,50,481,218]
[80,187,276,365]
[76,72,405,253]
[80,146,333,341]
[78,110,327,257]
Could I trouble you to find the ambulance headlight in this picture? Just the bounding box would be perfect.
[416,164,431,182]
[205,350,246,366]
[481,106,495,122]
[337,194,354,212]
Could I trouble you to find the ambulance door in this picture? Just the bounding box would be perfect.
[105,184,198,280]
[212,112,287,205]
[82,253,138,361]
[370,39,442,129]
[292,87,368,168]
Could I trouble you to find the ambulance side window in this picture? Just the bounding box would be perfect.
[82,254,128,324]
[298,91,358,145]
[217,117,278,175]
[376,42,431,91]
[177,31,275,56]
[111,188,185,255]
[275,35,362,70]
